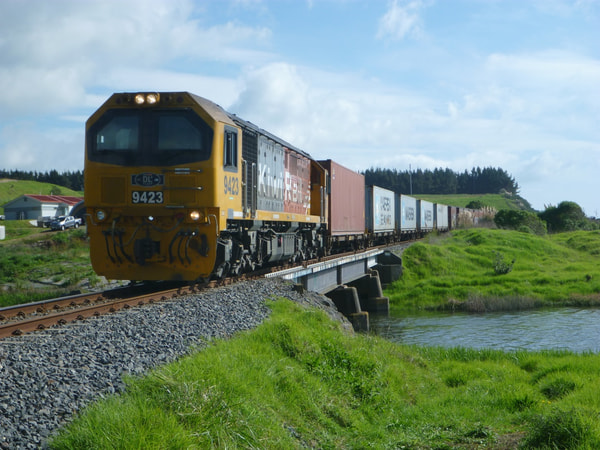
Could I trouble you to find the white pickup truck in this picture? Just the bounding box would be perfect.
[50,215,82,231]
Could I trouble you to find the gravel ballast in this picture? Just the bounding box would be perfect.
[0,278,348,448]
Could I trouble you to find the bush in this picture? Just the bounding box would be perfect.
[539,201,598,233]
[493,251,515,275]
[494,209,547,235]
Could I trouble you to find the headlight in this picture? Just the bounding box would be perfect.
[96,210,106,221]
[189,211,201,221]
[146,93,159,104]
[133,93,160,105]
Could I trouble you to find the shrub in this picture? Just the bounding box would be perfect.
[493,251,515,275]
[494,209,547,235]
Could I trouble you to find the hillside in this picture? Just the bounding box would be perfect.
[414,191,534,212]
[0,179,83,213]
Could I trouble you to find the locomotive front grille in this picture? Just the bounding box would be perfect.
[101,177,126,204]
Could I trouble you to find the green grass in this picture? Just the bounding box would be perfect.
[415,192,533,211]
[50,299,600,448]
[388,228,600,311]
[0,226,98,306]
[0,219,52,241]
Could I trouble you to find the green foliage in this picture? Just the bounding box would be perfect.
[363,166,519,196]
[387,229,600,311]
[0,228,93,306]
[539,377,577,400]
[51,300,600,448]
[0,168,83,192]
[418,192,532,212]
[493,251,515,275]
[522,408,592,449]
[494,209,547,235]
[539,201,598,233]
[466,200,485,209]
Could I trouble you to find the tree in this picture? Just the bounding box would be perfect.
[538,201,594,233]
[494,209,547,235]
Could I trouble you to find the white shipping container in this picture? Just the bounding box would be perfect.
[418,200,434,231]
[436,204,449,230]
[397,194,417,232]
[366,186,395,233]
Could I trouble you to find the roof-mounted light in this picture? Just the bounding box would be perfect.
[133,93,160,105]
[146,93,159,104]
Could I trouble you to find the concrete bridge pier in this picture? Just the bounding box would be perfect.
[349,270,390,314]
[326,286,369,332]
[374,250,403,287]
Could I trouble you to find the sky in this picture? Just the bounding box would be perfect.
[1,0,599,215]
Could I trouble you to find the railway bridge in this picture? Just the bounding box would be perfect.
[266,249,403,331]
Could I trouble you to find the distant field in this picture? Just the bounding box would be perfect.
[0,179,83,214]
[414,192,533,211]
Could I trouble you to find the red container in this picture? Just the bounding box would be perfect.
[318,159,365,236]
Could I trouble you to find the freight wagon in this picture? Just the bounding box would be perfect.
[318,159,366,251]
[365,185,395,245]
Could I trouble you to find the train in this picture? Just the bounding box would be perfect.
[84,92,490,282]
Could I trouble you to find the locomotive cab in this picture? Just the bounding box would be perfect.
[85,92,242,281]
[85,92,326,282]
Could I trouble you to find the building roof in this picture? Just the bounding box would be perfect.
[23,195,83,206]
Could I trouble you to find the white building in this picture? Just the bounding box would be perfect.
[2,195,83,221]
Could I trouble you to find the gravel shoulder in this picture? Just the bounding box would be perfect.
[0,278,349,448]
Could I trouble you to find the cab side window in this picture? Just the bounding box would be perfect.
[224,127,238,171]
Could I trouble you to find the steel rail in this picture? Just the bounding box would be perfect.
[0,285,200,339]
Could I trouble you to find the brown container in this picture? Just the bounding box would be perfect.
[318,159,365,236]
[283,148,311,215]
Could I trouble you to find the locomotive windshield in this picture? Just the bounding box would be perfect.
[87,108,213,166]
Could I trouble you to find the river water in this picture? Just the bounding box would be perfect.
[370,307,600,353]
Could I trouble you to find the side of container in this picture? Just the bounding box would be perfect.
[318,159,365,236]
[366,185,395,233]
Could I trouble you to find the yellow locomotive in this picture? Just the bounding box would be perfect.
[85,92,327,281]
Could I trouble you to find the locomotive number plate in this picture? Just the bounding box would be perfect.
[132,191,164,204]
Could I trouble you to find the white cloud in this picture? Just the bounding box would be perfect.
[377,0,427,41]
[0,0,273,116]
[0,123,83,171]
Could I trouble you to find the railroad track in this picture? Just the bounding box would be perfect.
[0,283,204,339]
[0,240,415,339]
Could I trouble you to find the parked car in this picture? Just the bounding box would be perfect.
[50,215,81,231]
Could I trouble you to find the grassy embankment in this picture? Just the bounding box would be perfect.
[0,221,99,306]
[51,229,600,448]
[415,192,533,212]
[389,228,600,312]
[51,299,600,448]
[0,180,93,305]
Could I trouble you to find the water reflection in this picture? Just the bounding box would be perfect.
[370,308,600,353]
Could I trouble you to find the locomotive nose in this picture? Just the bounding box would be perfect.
[134,238,160,265]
